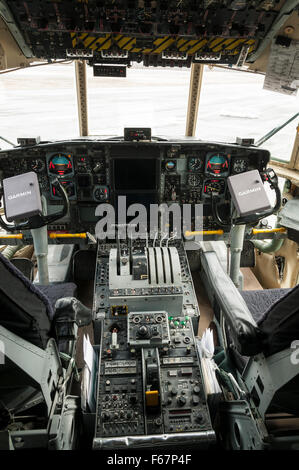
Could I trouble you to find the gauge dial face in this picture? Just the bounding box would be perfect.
[232,159,248,173]
[30,158,45,172]
[92,158,105,173]
[203,179,225,196]
[188,157,203,172]
[52,180,75,198]
[165,160,176,171]
[93,186,109,202]
[187,174,202,188]
[48,153,73,176]
[206,153,229,176]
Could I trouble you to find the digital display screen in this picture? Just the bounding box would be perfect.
[114,159,157,191]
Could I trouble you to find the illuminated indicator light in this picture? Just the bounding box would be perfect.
[168,316,174,321]
[174,321,179,327]
[181,321,186,326]
[185,316,190,321]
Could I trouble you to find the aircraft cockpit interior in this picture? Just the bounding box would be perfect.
[0,0,299,454]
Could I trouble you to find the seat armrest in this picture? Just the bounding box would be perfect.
[53,298,92,354]
[200,249,266,356]
[54,297,92,327]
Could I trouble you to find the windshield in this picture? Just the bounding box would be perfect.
[1,63,298,161]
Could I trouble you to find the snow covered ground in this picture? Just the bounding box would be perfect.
[0,62,298,161]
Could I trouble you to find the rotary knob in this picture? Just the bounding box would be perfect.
[195,413,204,424]
[177,395,187,406]
[137,325,150,338]
[101,411,110,422]
[168,387,177,396]
[130,395,137,404]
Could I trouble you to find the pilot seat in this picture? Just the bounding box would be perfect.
[199,243,299,450]
[0,251,92,450]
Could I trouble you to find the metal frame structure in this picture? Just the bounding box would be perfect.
[75,60,88,137]
[289,122,299,171]
[0,325,62,413]
[0,0,34,59]
[243,348,299,419]
[185,63,204,137]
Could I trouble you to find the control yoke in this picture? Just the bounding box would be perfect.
[0,174,70,232]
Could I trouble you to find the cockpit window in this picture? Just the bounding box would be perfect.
[0,63,298,163]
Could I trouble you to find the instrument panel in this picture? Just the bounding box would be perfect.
[0,140,269,233]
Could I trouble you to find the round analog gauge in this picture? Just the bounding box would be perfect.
[206,153,229,176]
[30,158,45,172]
[233,159,248,173]
[187,174,202,188]
[48,153,73,176]
[204,179,225,196]
[92,158,105,173]
[188,157,203,172]
[165,160,176,171]
[93,186,109,202]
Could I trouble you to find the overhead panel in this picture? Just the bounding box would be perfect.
[0,0,294,68]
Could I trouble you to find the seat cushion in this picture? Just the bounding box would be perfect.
[257,285,299,356]
[227,287,298,371]
[240,286,299,357]
[38,283,77,314]
[0,252,77,348]
[241,288,292,324]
